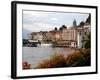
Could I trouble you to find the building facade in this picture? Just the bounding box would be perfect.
[77,24,90,48]
[28,23,90,48]
[61,28,77,41]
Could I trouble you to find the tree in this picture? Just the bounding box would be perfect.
[59,27,63,31]
[84,33,91,48]
[59,25,67,31]
[62,25,67,29]
[54,27,57,31]
[79,21,85,27]
[86,14,91,24]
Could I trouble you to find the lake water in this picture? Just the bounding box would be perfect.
[22,47,74,68]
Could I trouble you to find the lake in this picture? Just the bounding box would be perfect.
[22,47,74,68]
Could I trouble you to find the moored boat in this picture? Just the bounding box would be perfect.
[37,43,52,47]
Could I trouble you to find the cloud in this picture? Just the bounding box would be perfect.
[22,11,89,39]
[23,11,49,17]
[50,17,59,21]
[23,22,61,32]
[23,10,89,32]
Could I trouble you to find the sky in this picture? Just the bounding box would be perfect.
[22,10,89,39]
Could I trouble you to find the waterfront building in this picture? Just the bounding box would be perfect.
[56,28,78,47]
[39,31,48,41]
[77,31,83,48]
[29,32,43,41]
[61,28,77,41]
[28,32,37,40]
[47,31,61,42]
[70,41,77,48]
[28,23,90,48]
[53,31,61,41]
[45,31,52,41]
[77,23,90,48]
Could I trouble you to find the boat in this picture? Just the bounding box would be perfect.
[37,43,52,47]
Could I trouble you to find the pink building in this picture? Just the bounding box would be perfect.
[61,28,77,41]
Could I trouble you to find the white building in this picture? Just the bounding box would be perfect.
[29,32,43,41]
[77,24,90,48]
[77,31,83,48]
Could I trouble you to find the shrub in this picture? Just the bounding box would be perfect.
[36,48,91,68]
[80,48,91,66]
[50,54,66,67]
[66,51,86,67]
[36,54,67,68]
